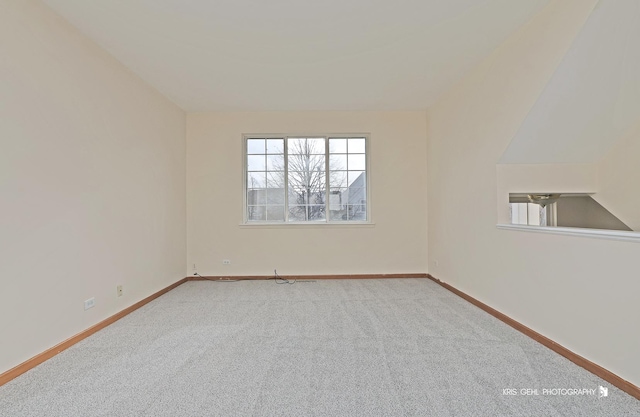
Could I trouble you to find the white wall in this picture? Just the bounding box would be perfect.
[595,121,640,231]
[187,111,427,276]
[0,1,186,374]
[428,0,640,388]
[499,0,640,165]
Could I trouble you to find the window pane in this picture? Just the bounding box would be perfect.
[307,138,325,153]
[288,187,307,204]
[329,189,346,211]
[288,171,325,195]
[247,139,265,154]
[287,137,326,221]
[348,171,366,187]
[266,171,285,188]
[329,138,347,153]
[290,205,325,221]
[289,138,325,155]
[288,184,325,205]
[288,138,304,151]
[247,189,266,205]
[287,173,306,196]
[267,154,284,170]
[247,172,266,188]
[247,155,266,171]
[330,154,347,170]
[330,171,347,188]
[345,188,366,205]
[348,154,366,171]
[288,205,306,221]
[247,206,266,221]
[347,205,366,220]
[348,138,366,153]
[266,139,284,154]
[288,153,325,172]
[266,205,284,221]
[266,188,284,205]
[329,210,346,221]
[308,205,326,220]
[311,183,326,204]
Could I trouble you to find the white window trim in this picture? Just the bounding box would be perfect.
[497,224,640,243]
[242,133,372,225]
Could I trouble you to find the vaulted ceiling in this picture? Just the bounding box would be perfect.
[39,0,640,166]
[500,0,640,164]
[41,0,549,111]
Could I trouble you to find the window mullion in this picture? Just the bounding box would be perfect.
[325,137,330,222]
[284,137,289,222]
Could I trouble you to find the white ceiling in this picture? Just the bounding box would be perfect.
[41,0,549,112]
[500,0,640,164]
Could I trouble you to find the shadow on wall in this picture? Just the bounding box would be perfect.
[555,196,631,231]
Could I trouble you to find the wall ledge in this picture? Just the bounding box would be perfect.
[497,224,640,243]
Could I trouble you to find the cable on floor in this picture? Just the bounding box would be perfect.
[270,270,316,284]
[193,273,239,282]
[192,271,316,283]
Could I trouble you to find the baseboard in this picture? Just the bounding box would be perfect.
[0,277,188,387]
[188,273,429,281]
[427,274,640,401]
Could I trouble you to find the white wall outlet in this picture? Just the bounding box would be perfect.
[84,297,95,310]
[192,263,197,270]
[222,259,231,265]
[434,260,439,267]
[117,285,123,297]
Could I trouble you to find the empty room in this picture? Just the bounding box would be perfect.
[1,0,639,416]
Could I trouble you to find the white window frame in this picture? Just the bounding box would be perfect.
[242,134,371,225]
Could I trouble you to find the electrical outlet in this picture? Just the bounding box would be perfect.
[84,297,95,310]
[222,259,231,265]
[434,260,439,267]
[117,285,123,297]
[192,263,197,270]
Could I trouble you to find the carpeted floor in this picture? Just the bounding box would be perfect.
[1,279,638,416]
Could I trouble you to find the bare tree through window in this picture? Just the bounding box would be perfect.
[246,136,366,222]
[286,138,332,220]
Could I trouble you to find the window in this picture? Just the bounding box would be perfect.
[245,135,368,223]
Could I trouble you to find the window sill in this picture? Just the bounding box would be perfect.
[496,224,640,243]
[239,222,376,229]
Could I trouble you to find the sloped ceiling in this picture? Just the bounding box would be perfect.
[41,0,549,112]
[500,0,640,164]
